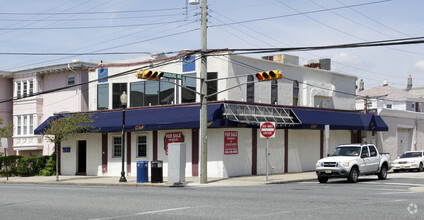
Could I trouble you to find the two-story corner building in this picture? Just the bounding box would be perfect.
[12,61,97,156]
[0,71,13,155]
[356,79,424,158]
[35,51,388,178]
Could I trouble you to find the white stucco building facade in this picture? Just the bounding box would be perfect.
[33,52,390,179]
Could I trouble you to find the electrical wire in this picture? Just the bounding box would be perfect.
[0,7,186,15]
[209,0,391,28]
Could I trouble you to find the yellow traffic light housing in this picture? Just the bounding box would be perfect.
[255,70,283,81]
[135,70,164,80]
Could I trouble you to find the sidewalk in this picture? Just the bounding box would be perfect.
[0,172,317,188]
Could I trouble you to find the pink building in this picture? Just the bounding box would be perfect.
[0,71,13,155]
[10,61,96,156]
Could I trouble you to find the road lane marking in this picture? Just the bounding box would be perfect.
[90,206,196,220]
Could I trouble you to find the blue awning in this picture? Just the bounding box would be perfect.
[34,115,61,135]
[292,108,388,131]
[35,103,388,135]
[35,104,226,134]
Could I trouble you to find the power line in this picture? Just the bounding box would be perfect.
[209,0,391,28]
[0,19,195,30]
[0,7,186,15]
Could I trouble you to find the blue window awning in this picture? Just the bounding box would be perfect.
[35,103,225,134]
[292,108,388,131]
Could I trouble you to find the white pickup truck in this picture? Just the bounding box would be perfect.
[315,144,391,183]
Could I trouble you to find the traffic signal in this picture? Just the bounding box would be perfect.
[135,70,164,80]
[255,70,283,81]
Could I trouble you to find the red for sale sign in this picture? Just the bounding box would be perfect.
[165,132,183,155]
[224,131,238,155]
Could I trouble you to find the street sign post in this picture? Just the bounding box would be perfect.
[260,122,276,181]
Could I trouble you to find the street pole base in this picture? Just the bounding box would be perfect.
[119,176,127,182]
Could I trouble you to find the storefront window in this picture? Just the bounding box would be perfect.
[113,137,122,157]
[137,135,147,157]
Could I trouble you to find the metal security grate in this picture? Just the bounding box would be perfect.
[223,103,301,127]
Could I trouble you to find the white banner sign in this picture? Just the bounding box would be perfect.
[1,138,8,149]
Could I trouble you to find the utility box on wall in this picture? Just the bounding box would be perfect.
[168,142,186,183]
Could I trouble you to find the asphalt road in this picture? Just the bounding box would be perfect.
[0,172,423,220]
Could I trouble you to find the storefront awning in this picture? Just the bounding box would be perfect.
[35,103,226,134]
[35,102,388,135]
[292,108,388,131]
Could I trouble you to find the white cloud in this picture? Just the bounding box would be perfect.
[413,60,424,73]
[332,53,363,66]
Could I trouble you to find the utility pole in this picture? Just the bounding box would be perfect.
[200,0,208,184]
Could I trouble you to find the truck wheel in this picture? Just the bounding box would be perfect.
[318,176,328,183]
[378,165,388,180]
[348,167,359,183]
[418,163,423,172]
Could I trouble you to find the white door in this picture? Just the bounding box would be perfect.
[397,128,412,157]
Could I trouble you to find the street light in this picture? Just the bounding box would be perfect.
[119,91,128,182]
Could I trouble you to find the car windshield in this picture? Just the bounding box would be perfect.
[330,146,361,156]
[400,152,423,158]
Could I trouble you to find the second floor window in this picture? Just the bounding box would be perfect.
[271,80,278,104]
[67,75,75,85]
[293,80,299,106]
[15,79,36,98]
[246,75,254,102]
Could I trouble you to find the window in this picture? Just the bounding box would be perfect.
[17,117,22,135]
[97,84,109,110]
[113,137,122,157]
[145,81,159,106]
[207,72,217,101]
[137,135,147,157]
[15,115,35,136]
[67,75,75,85]
[17,82,21,98]
[29,80,34,96]
[246,75,254,102]
[130,82,145,107]
[361,147,369,158]
[182,73,196,103]
[293,80,299,106]
[112,83,127,109]
[386,104,392,109]
[271,80,278,104]
[369,145,377,157]
[23,116,28,135]
[160,79,174,105]
[29,116,33,135]
[23,81,27,97]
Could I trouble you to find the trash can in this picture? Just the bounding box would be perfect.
[136,161,148,183]
[151,160,163,183]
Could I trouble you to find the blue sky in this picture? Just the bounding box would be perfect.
[1,0,423,89]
